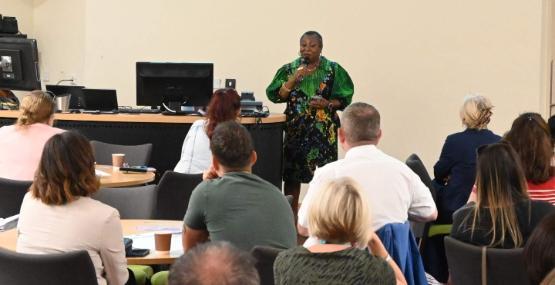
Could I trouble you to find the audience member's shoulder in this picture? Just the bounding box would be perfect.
[277,246,308,258]
[191,119,206,127]
[530,199,555,212]
[0,124,14,134]
[452,202,475,221]
[82,197,121,219]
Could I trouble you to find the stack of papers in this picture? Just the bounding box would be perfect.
[0,214,19,231]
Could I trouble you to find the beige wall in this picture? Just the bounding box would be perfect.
[4,0,552,173]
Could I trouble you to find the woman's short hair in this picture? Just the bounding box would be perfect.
[31,131,99,205]
[206,88,241,139]
[301,31,323,48]
[524,211,555,285]
[16,90,55,126]
[470,142,529,247]
[459,95,493,129]
[504,112,553,184]
[308,177,372,246]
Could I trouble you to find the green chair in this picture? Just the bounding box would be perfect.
[129,265,154,285]
[151,270,169,285]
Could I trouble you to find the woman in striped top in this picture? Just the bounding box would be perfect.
[505,113,555,205]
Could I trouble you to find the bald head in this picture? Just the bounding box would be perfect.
[340,102,381,145]
[169,242,259,285]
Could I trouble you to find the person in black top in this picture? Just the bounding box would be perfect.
[451,142,554,248]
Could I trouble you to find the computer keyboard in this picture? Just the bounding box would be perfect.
[161,110,202,116]
[118,108,161,114]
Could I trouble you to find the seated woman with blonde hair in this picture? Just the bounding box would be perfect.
[274,177,406,285]
[17,131,129,285]
[0,90,64,180]
[433,95,501,223]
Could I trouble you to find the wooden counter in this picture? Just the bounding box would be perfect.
[0,111,285,187]
[0,110,284,124]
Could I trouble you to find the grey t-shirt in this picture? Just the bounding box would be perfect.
[184,172,297,251]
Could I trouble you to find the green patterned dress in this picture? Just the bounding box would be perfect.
[266,56,354,183]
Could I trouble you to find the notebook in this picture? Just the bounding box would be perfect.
[81,88,119,112]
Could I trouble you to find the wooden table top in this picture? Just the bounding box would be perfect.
[0,219,184,265]
[0,110,285,124]
[96,165,155,188]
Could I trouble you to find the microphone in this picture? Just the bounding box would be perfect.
[301,57,309,66]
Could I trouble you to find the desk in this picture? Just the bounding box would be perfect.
[0,111,285,188]
[96,165,155,187]
[0,219,183,265]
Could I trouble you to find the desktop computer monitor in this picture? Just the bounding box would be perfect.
[136,62,213,110]
[0,38,41,91]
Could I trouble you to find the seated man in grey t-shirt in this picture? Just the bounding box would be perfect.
[183,121,297,252]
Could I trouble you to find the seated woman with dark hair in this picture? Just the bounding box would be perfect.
[0,90,64,180]
[505,113,555,205]
[174,88,241,174]
[274,177,406,285]
[524,211,555,285]
[451,142,554,248]
[16,131,129,285]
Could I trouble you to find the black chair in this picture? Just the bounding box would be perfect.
[405,153,436,201]
[0,248,98,285]
[91,140,153,166]
[251,246,284,285]
[0,177,32,218]
[444,236,530,285]
[406,153,451,283]
[92,185,157,219]
[155,171,203,220]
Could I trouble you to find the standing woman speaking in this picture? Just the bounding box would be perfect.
[266,31,354,212]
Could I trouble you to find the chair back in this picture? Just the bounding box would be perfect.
[405,153,436,200]
[405,153,436,240]
[444,236,530,285]
[0,248,98,285]
[91,140,153,166]
[0,177,32,218]
[251,246,284,285]
[92,185,157,219]
[155,171,203,220]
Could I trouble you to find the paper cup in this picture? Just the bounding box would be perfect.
[112,153,125,168]
[154,232,172,252]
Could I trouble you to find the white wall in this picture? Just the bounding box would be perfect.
[4,0,552,173]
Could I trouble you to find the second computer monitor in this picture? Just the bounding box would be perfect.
[136,62,213,110]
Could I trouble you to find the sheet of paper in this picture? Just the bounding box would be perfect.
[126,232,183,251]
[95,169,111,177]
[0,214,19,231]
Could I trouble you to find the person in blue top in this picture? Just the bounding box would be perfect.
[433,95,501,223]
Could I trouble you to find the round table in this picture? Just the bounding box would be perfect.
[96,165,155,187]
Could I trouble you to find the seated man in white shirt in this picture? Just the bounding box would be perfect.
[298,102,437,245]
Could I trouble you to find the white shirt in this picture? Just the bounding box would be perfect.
[174,119,212,174]
[17,193,128,285]
[299,144,436,246]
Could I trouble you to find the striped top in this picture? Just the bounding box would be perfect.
[528,177,555,205]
